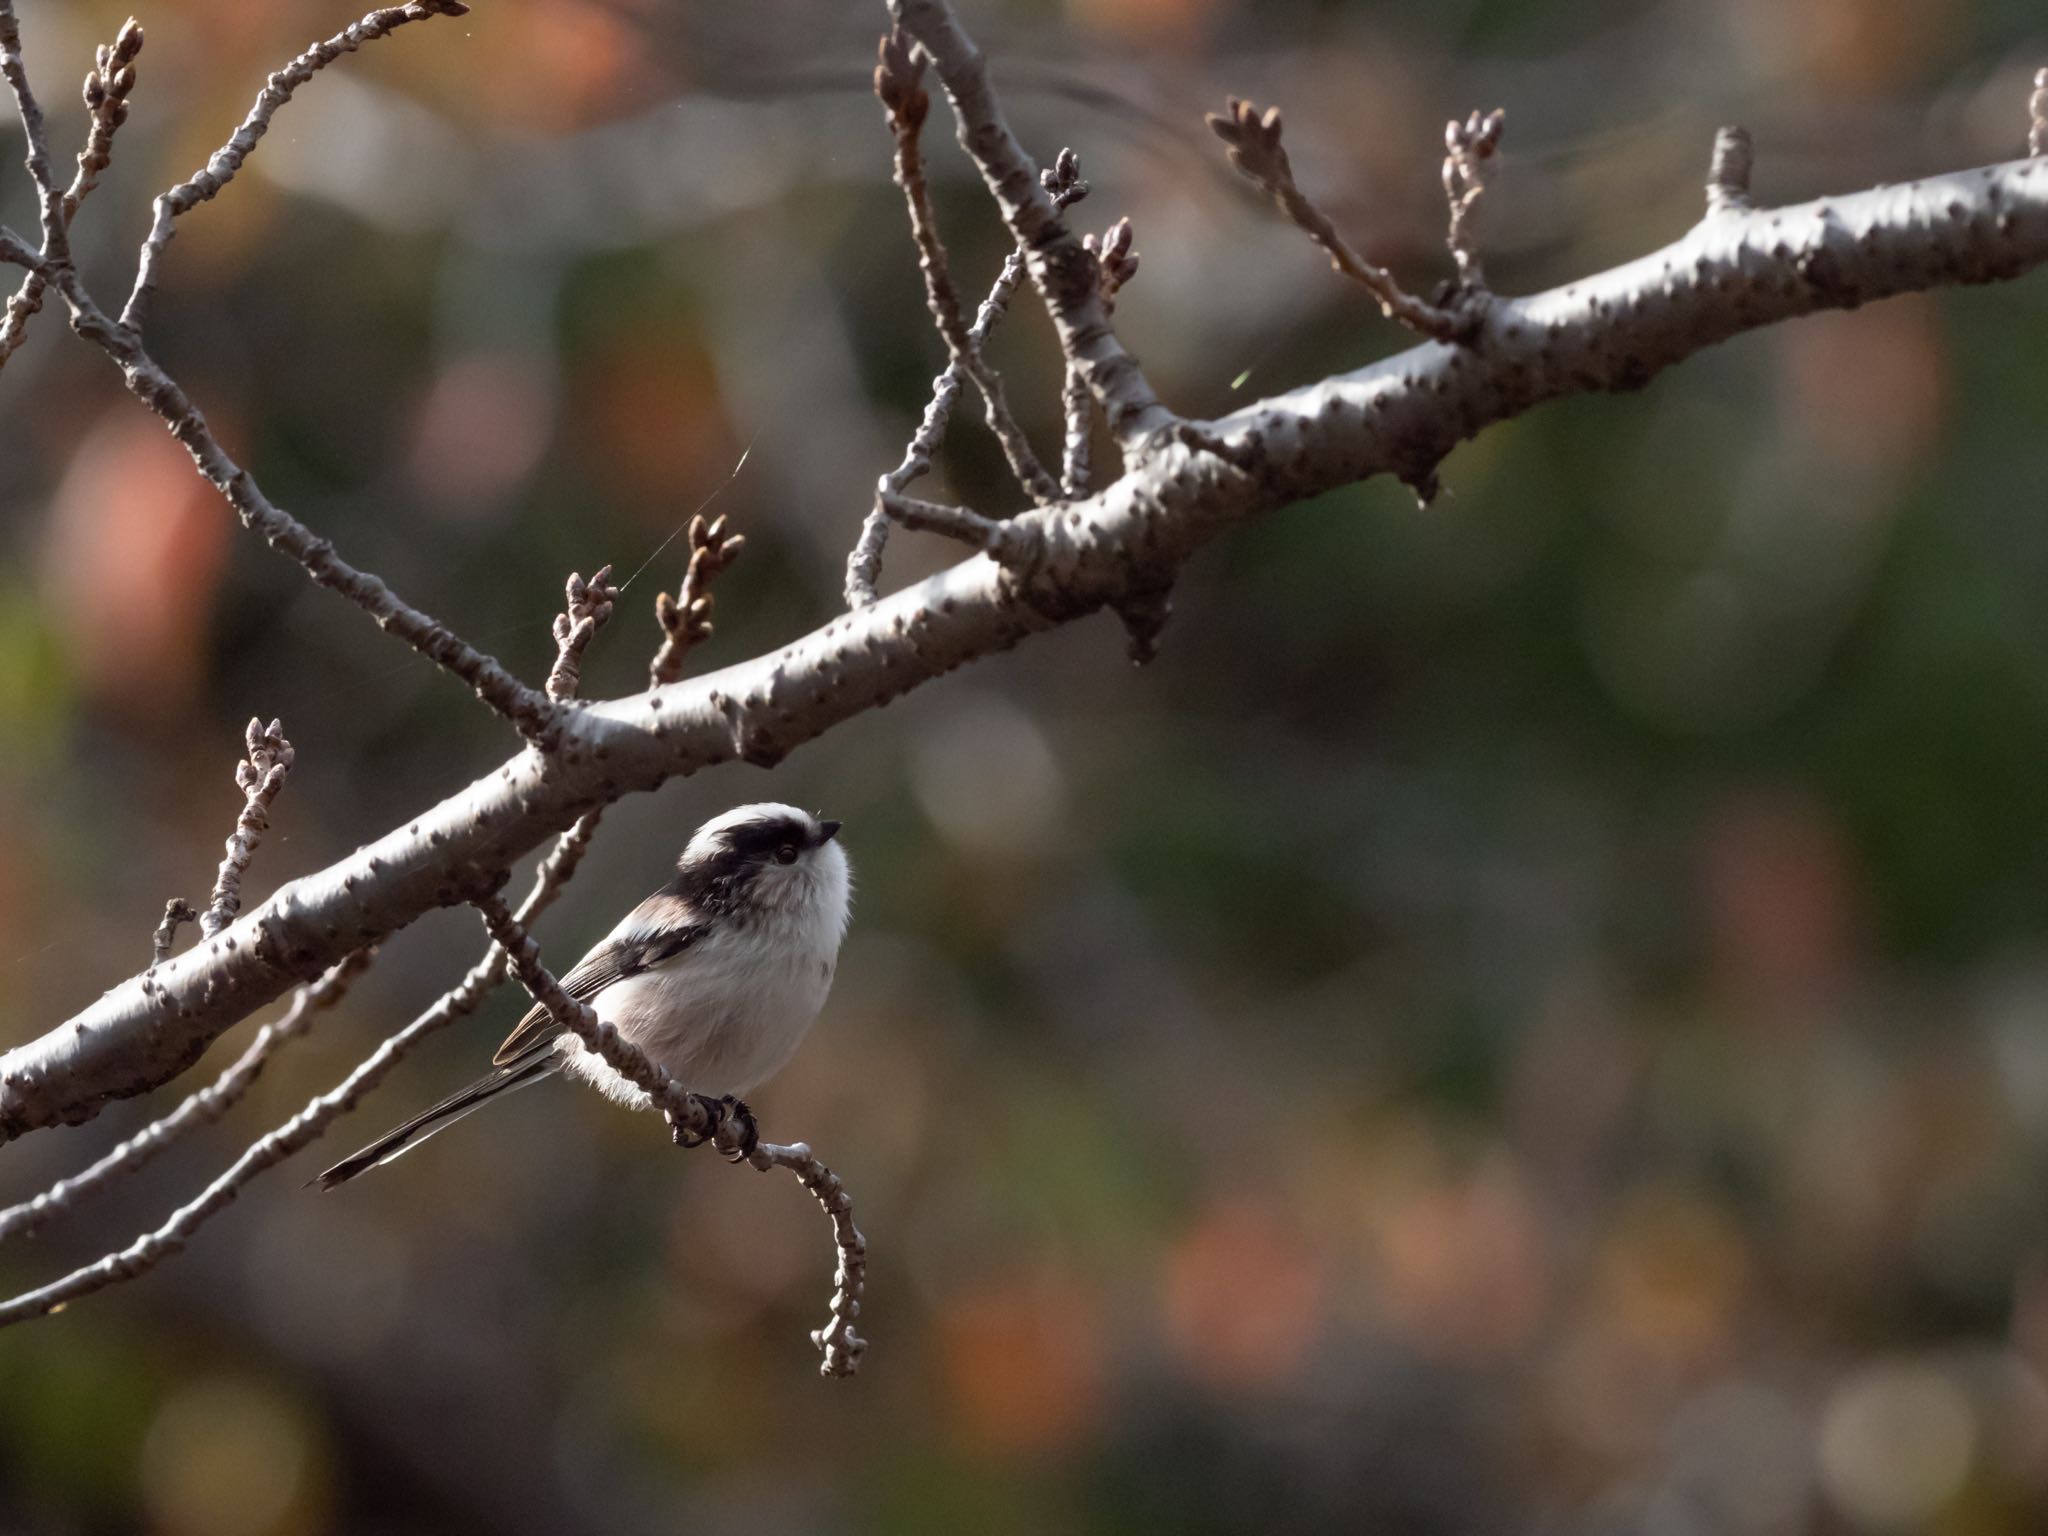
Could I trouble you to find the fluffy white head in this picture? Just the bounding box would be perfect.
[678,801,852,931]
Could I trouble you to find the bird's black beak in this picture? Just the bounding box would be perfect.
[817,819,842,843]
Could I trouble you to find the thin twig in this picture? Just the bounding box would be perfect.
[151,899,196,967]
[1063,217,1139,497]
[845,152,1089,607]
[649,517,745,688]
[879,489,1034,565]
[546,565,617,703]
[890,0,1172,444]
[875,31,1060,506]
[475,895,868,1376]
[202,719,294,939]
[0,951,370,1243]
[8,6,547,739]
[1442,108,1505,290]
[0,0,61,247]
[63,18,144,225]
[0,225,39,269]
[2032,69,2048,159]
[121,0,469,331]
[0,0,65,366]
[0,814,599,1326]
[47,269,558,739]
[1207,96,1465,340]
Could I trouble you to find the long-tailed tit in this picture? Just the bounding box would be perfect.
[317,803,851,1188]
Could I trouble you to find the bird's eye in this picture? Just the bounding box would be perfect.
[775,844,799,865]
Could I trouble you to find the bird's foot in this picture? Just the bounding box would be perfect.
[665,1094,757,1162]
[665,1099,711,1149]
[716,1096,758,1163]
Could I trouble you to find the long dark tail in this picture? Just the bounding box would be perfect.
[315,1051,559,1189]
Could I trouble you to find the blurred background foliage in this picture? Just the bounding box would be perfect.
[4,0,2048,1531]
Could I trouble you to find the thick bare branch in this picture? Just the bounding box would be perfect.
[649,518,745,688]
[202,719,295,939]
[0,950,369,1243]
[547,566,617,704]
[10,145,2048,1142]
[1208,96,1468,341]
[0,811,598,1323]
[475,895,866,1376]
[120,0,469,331]
[0,958,433,1327]
[876,30,1061,506]
[890,0,1172,446]
[2032,69,2047,159]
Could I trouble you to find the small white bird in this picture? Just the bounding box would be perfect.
[317,803,852,1188]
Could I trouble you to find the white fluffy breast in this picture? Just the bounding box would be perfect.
[562,842,851,1107]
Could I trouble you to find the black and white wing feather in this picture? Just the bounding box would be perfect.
[490,922,704,1065]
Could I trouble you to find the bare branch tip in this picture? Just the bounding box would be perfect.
[1207,96,1291,187]
[649,515,746,687]
[1706,125,1755,214]
[1086,217,1140,309]
[201,719,295,939]
[1443,107,1506,289]
[151,898,197,967]
[874,29,929,128]
[1041,147,1088,207]
[546,564,619,703]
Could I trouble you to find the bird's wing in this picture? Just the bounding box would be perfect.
[490,924,704,1065]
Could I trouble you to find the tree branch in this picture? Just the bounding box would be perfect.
[1063,217,1139,498]
[1442,108,1505,292]
[8,118,2048,1146]
[649,518,744,688]
[62,18,144,226]
[1706,125,1755,214]
[1207,96,1471,341]
[0,15,139,370]
[150,899,196,967]
[875,31,1061,506]
[889,0,1173,446]
[120,0,468,332]
[546,566,616,704]
[48,271,559,740]
[0,224,39,269]
[201,718,295,939]
[0,0,65,365]
[0,950,370,1243]
[845,151,1090,607]
[475,895,867,1376]
[0,809,601,1324]
[879,489,1034,563]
